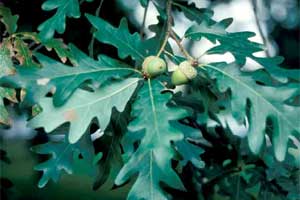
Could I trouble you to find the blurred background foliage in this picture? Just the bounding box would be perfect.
[0,0,299,199]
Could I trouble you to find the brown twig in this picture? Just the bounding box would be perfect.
[88,0,105,58]
[170,30,195,62]
[140,0,150,40]
[251,0,270,57]
[156,0,173,57]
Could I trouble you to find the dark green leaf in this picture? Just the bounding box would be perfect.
[1,44,140,106]
[86,14,148,64]
[185,19,300,82]
[38,0,92,40]
[31,133,96,188]
[0,5,19,34]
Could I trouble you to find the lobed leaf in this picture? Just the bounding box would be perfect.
[29,78,139,143]
[86,14,148,64]
[0,44,139,106]
[38,0,93,40]
[115,80,194,200]
[203,62,300,161]
[185,18,300,82]
[0,5,19,34]
[31,134,96,188]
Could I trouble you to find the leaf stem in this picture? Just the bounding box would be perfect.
[156,0,172,57]
[88,0,105,58]
[140,0,150,40]
[170,30,194,62]
[251,0,270,57]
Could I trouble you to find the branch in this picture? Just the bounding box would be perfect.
[170,30,195,62]
[88,0,105,58]
[156,0,172,57]
[140,0,150,40]
[251,0,270,57]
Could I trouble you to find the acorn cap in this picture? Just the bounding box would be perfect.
[178,61,197,80]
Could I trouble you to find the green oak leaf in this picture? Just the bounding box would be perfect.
[31,133,96,188]
[0,87,17,126]
[29,78,139,143]
[0,5,19,34]
[146,14,174,56]
[0,44,139,106]
[202,62,300,161]
[93,107,130,190]
[115,80,189,200]
[86,14,148,64]
[174,122,205,169]
[38,0,93,40]
[173,1,214,24]
[288,143,300,167]
[185,18,300,82]
[93,133,123,190]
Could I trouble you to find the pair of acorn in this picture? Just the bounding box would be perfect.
[142,56,197,85]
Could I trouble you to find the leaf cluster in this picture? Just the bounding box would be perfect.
[0,1,299,199]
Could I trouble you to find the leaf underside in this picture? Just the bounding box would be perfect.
[29,78,139,143]
[204,62,300,161]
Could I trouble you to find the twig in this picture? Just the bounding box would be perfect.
[251,0,270,57]
[170,30,194,62]
[140,0,150,40]
[88,0,104,58]
[32,44,43,52]
[156,0,172,57]
[196,51,208,61]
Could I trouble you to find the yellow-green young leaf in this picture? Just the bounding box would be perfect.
[115,80,191,200]
[0,5,19,34]
[1,44,139,106]
[203,63,300,161]
[31,134,96,188]
[0,87,17,126]
[38,0,93,40]
[29,78,139,143]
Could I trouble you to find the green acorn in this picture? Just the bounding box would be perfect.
[171,61,197,85]
[142,56,167,77]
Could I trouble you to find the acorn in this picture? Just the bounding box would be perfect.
[171,61,197,85]
[142,56,167,77]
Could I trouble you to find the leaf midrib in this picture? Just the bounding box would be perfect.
[147,79,161,142]
[58,78,139,112]
[33,67,139,81]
